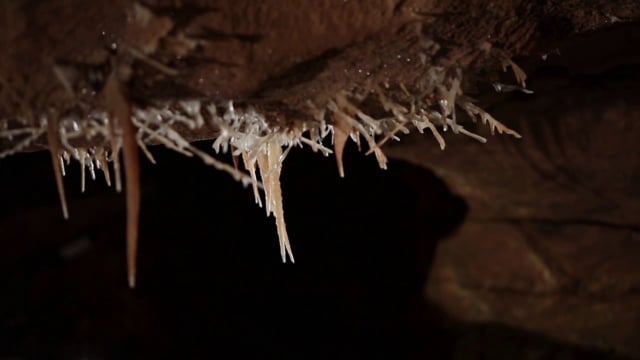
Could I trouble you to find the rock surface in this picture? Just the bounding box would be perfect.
[1,1,640,358]
[387,22,640,357]
[3,0,640,150]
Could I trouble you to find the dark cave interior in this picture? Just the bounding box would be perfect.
[0,142,630,359]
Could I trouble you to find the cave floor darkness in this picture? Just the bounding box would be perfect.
[0,143,629,359]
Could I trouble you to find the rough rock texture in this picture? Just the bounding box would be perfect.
[387,22,640,357]
[2,1,640,358]
[3,0,640,150]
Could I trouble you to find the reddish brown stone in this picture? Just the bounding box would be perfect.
[387,24,640,357]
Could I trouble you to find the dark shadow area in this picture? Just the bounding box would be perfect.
[0,143,629,359]
[448,322,631,360]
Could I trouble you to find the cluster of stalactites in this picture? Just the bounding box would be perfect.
[0,53,528,287]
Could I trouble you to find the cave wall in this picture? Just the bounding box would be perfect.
[387,22,640,357]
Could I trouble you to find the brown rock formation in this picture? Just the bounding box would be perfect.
[1,1,640,358]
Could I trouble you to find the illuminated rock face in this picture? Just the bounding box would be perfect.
[1,1,640,358]
[1,0,527,286]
